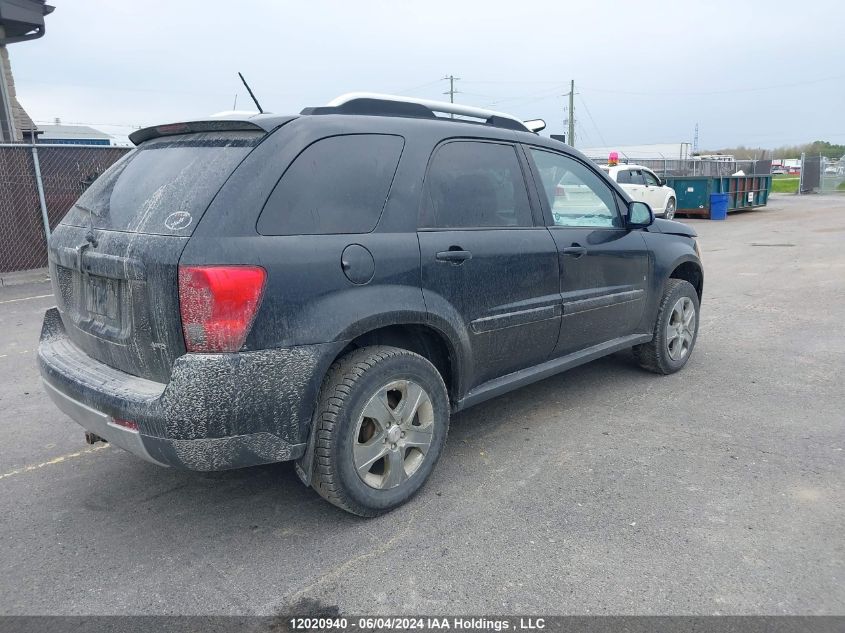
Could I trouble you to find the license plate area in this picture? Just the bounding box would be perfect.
[84,274,122,329]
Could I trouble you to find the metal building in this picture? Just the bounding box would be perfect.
[0,0,53,142]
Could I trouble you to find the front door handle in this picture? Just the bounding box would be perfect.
[562,246,587,258]
[436,248,472,264]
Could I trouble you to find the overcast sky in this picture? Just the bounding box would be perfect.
[8,0,844,149]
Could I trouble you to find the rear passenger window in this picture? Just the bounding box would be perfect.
[629,170,646,185]
[421,141,532,228]
[257,134,403,235]
[616,170,632,184]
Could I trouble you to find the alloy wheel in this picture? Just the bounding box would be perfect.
[352,379,434,489]
[666,296,696,361]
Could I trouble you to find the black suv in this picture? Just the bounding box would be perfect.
[38,94,703,516]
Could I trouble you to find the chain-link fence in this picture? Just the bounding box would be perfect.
[820,155,845,194]
[596,154,845,196]
[0,143,130,273]
[589,157,773,178]
[768,154,845,195]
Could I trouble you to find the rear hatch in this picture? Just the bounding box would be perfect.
[48,129,263,382]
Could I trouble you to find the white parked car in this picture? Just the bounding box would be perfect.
[601,164,677,219]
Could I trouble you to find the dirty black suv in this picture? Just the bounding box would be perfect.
[38,93,703,516]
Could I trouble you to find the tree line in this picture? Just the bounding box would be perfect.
[702,140,845,160]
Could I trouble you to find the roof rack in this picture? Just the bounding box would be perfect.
[301,92,545,133]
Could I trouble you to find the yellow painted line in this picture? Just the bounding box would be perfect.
[0,293,53,305]
[0,444,110,481]
[0,350,31,360]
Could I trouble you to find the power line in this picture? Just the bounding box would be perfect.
[575,120,592,147]
[483,84,566,108]
[462,80,569,85]
[577,94,608,147]
[392,78,443,95]
[457,91,495,99]
[579,74,845,97]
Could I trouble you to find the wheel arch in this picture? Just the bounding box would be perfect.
[669,259,703,300]
[295,319,464,487]
[334,322,461,403]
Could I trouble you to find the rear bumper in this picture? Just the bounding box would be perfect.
[42,380,169,466]
[38,307,343,471]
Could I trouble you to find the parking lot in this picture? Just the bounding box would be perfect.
[1,193,843,615]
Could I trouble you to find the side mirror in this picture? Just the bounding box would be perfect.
[627,201,654,228]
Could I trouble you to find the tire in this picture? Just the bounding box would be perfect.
[310,345,450,517]
[664,198,676,220]
[633,279,699,375]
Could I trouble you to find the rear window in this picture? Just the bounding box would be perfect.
[257,134,404,235]
[61,131,262,236]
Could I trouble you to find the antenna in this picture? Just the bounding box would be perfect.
[238,72,264,113]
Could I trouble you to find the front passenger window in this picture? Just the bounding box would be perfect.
[529,148,622,228]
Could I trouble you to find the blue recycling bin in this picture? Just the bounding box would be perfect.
[709,193,729,220]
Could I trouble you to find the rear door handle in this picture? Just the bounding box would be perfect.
[562,246,587,258]
[436,248,472,264]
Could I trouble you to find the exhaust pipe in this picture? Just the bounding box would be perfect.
[84,432,107,445]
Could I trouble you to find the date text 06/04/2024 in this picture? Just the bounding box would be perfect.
[288,617,547,630]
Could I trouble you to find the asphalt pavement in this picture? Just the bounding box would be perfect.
[1,194,843,615]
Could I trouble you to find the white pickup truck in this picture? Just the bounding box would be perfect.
[600,164,677,219]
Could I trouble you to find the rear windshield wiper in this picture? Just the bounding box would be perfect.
[74,202,99,217]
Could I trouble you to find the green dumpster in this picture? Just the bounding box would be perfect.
[666,177,710,214]
[664,175,772,218]
[712,175,771,210]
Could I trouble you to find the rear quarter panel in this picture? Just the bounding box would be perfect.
[180,115,437,350]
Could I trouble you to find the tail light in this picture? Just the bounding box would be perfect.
[178,265,267,353]
[110,418,139,432]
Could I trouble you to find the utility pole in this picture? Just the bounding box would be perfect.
[693,122,699,155]
[565,79,575,147]
[442,75,460,117]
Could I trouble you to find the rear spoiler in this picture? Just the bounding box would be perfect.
[129,115,295,146]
